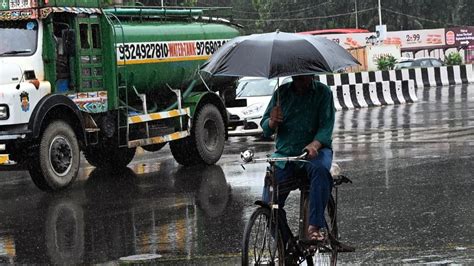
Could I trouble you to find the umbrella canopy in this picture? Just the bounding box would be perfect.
[200,31,360,79]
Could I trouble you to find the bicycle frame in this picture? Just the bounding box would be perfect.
[266,160,317,264]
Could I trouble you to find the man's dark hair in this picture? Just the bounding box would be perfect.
[292,74,314,82]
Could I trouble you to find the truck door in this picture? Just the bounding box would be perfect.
[76,16,104,95]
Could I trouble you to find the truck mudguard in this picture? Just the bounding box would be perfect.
[184,91,228,127]
[28,94,86,143]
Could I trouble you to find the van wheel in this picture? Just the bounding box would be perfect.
[170,104,225,165]
[28,120,80,191]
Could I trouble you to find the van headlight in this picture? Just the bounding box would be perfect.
[0,105,9,120]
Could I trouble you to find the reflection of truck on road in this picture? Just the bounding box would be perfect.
[0,0,239,191]
[0,164,236,264]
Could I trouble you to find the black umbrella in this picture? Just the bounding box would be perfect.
[200,31,359,79]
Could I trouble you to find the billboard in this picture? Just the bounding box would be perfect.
[445,27,474,47]
[315,28,446,50]
[385,28,445,49]
[317,33,373,49]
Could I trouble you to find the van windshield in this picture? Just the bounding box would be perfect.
[0,20,38,56]
[236,78,291,97]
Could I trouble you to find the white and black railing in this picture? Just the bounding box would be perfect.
[317,64,474,88]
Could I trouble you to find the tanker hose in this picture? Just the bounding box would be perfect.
[119,99,158,114]
[119,80,197,114]
[163,79,198,111]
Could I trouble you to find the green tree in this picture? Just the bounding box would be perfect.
[195,0,470,33]
[251,0,274,32]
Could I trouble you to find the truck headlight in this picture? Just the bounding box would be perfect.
[242,103,265,118]
[0,105,9,120]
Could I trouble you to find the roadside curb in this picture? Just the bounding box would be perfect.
[317,64,474,88]
[330,80,417,110]
[319,64,473,110]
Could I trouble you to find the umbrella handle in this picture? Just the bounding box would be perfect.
[276,79,280,106]
[275,79,280,138]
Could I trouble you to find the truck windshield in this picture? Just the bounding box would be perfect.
[0,20,38,56]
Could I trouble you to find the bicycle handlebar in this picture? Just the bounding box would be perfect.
[240,149,309,164]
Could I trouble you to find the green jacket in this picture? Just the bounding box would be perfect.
[261,80,335,167]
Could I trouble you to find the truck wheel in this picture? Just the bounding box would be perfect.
[84,144,136,169]
[28,120,80,191]
[142,143,167,152]
[170,104,225,165]
[169,138,199,165]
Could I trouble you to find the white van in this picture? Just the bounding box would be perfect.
[227,77,292,137]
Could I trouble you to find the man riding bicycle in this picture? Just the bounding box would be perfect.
[261,74,335,245]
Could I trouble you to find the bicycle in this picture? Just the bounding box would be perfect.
[240,149,354,265]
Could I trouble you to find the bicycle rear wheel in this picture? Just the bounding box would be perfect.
[242,207,285,266]
[303,194,338,265]
[326,194,338,265]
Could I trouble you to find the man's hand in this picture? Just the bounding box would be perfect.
[269,106,283,129]
[304,140,322,159]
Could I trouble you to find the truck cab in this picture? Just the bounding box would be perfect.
[0,19,47,129]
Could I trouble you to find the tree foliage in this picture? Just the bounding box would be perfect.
[445,52,463,65]
[376,54,397,70]
[176,0,474,34]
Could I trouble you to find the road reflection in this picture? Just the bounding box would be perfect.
[45,196,85,264]
[333,85,474,146]
[0,164,242,264]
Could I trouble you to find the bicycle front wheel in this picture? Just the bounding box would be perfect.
[242,207,285,266]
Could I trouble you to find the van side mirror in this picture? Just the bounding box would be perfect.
[62,29,76,56]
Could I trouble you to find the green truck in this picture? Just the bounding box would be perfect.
[0,0,239,191]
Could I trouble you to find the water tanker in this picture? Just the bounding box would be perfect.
[114,20,237,93]
[0,0,240,191]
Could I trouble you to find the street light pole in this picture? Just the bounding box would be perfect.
[378,0,382,26]
[161,0,164,6]
[355,0,358,29]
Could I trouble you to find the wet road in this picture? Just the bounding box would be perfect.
[0,84,473,264]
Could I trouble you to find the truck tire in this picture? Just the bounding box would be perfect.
[84,144,136,169]
[28,120,80,191]
[170,104,225,165]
